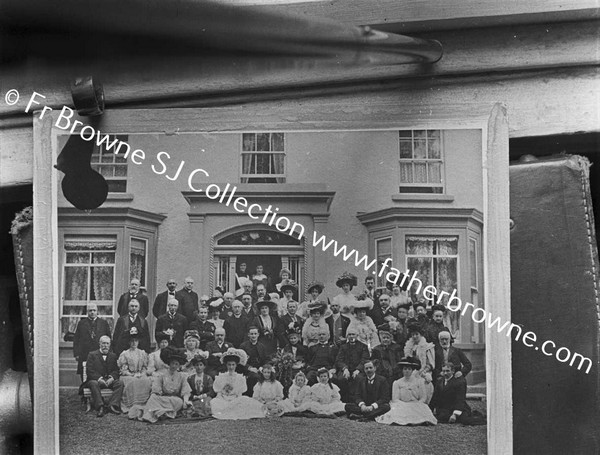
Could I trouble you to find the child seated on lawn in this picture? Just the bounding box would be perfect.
[281,371,311,413]
[252,362,285,417]
[305,368,346,416]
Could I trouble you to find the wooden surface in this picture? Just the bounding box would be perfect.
[2,65,598,187]
[1,20,598,120]
[255,0,600,32]
[486,104,512,454]
[32,112,59,453]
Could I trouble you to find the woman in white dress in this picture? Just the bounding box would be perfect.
[332,271,373,320]
[376,357,437,426]
[305,368,346,415]
[117,327,152,413]
[347,300,380,351]
[129,348,192,423]
[301,301,329,348]
[403,322,435,403]
[298,281,330,320]
[207,297,225,330]
[389,283,411,309]
[211,348,265,420]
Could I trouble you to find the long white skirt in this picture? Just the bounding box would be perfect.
[128,394,184,423]
[376,400,437,426]
[211,395,266,420]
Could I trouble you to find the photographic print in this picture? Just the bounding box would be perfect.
[33,102,510,454]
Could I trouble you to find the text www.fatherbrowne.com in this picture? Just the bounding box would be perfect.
[32,100,594,375]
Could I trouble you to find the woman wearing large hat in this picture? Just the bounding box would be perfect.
[117,327,153,413]
[210,348,265,420]
[276,279,298,317]
[298,280,330,319]
[332,271,372,319]
[251,296,281,357]
[403,322,435,403]
[182,330,208,376]
[129,347,193,423]
[207,297,225,330]
[301,300,330,348]
[346,298,380,350]
[375,356,437,426]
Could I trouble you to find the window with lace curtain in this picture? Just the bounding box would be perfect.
[241,132,286,183]
[61,236,116,338]
[405,235,459,334]
[398,130,444,193]
[405,235,458,302]
[130,237,147,287]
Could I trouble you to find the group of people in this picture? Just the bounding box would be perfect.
[74,268,483,426]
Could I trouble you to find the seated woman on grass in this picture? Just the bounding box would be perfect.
[129,347,192,423]
[253,362,285,417]
[187,355,215,418]
[375,357,437,426]
[305,368,346,416]
[211,348,265,420]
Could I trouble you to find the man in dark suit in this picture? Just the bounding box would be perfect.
[204,328,234,378]
[116,278,150,318]
[433,331,472,380]
[175,276,199,323]
[155,298,188,348]
[223,300,249,347]
[238,293,254,319]
[430,362,474,423]
[85,336,124,417]
[325,301,350,345]
[240,326,269,394]
[334,327,370,401]
[279,300,305,335]
[345,360,391,422]
[73,303,111,381]
[369,293,398,327]
[189,306,216,349]
[152,278,178,319]
[112,299,151,355]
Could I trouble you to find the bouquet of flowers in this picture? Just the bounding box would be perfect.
[271,349,295,392]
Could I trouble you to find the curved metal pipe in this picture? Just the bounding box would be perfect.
[0,0,442,64]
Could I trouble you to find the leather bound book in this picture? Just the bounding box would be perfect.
[510,155,600,454]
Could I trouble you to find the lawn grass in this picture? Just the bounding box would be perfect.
[59,389,486,455]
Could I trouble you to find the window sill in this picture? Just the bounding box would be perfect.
[392,194,454,202]
[106,193,134,201]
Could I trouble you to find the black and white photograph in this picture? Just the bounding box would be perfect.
[0,1,599,454]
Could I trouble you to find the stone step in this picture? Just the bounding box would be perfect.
[467,382,486,399]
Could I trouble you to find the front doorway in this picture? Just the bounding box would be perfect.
[212,227,305,298]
